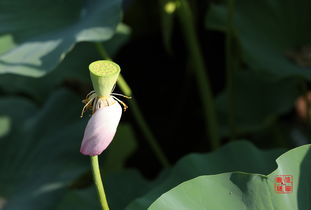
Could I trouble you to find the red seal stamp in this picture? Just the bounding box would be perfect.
[274,175,293,194]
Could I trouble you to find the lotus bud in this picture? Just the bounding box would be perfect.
[80,97,122,155]
[80,60,126,156]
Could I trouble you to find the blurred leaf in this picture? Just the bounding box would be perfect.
[0,34,15,54]
[216,71,301,136]
[125,141,285,210]
[57,170,151,210]
[149,144,311,210]
[0,96,37,136]
[0,23,131,102]
[104,123,138,173]
[0,116,10,137]
[0,89,88,210]
[103,23,131,57]
[106,170,151,210]
[206,0,311,80]
[57,187,101,210]
[0,0,122,77]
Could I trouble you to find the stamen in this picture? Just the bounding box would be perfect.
[81,92,97,118]
[112,96,129,112]
[86,90,96,98]
[111,93,132,99]
[81,90,131,116]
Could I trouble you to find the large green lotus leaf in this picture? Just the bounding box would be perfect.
[125,141,286,210]
[0,89,89,209]
[216,71,300,136]
[149,144,311,210]
[57,170,152,210]
[0,0,122,77]
[0,23,130,102]
[205,0,311,80]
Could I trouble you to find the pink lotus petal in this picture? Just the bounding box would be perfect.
[80,102,122,156]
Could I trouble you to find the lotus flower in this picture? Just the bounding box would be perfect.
[80,100,122,156]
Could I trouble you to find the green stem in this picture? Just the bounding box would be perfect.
[94,43,170,167]
[226,0,237,140]
[95,43,111,61]
[90,156,109,210]
[127,99,170,167]
[176,0,220,149]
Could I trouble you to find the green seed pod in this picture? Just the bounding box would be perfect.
[89,60,121,97]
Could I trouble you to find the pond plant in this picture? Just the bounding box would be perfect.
[0,0,310,209]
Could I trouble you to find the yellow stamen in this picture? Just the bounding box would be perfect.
[112,96,129,112]
[80,90,131,116]
[80,92,97,118]
[111,93,132,99]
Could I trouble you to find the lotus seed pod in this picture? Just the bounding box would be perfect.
[89,60,121,97]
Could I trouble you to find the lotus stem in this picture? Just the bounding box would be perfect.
[91,156,110,210]
[176,0,220,149]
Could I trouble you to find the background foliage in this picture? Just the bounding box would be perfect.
[0,0,310,209]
